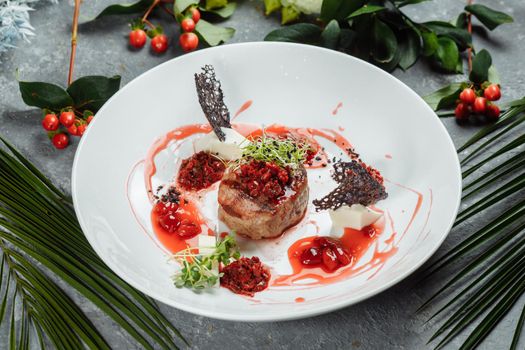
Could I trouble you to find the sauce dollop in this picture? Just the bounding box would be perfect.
[151,188,205,253]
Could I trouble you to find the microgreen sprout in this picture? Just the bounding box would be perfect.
[172,235,240,290]
[236,131,310,168]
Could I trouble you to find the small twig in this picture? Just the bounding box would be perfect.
[142,0,161,23]
[67,0,81,86]
[467,0,473,73]
[143,19,156,29]
[161,4,174,16]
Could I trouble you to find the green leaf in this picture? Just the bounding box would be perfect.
[205,0,227,11]
[263,0,281,15]
[19,81,73,111]
[376,44,402,72]
[0,139,187,348]
[174,0,198,14]
[421,31,438,56]
[281,5,300,24]
[347,5,385,19]
[195,19,235,46]
[93,0,153,19]
[398,29,421,70]
[458,102,525,152]
[264,23,322,43]
[339,29,357,50]
[422,82,463,111]
[488,65,500,84]
[511,303,525,350]
[396,0,430,7]
[67,75,121,113]
[423,21,471,49]
[465,4,513,31]
[371,18,397,63]
[469,49,492,84]
[320,20,340,49]
[320,0,364,22]
[203,2,236,18]
[433,36,459,72]
[456,12,468,29]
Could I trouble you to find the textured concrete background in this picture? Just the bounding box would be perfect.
[0,0,524,348]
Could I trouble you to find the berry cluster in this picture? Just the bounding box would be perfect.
[154,200,202,238]
[128,7,200,54]
[455,83,501,122]
[41,110,94,149]
[300,237,353,272]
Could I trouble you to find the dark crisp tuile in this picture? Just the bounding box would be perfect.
[194,65,231,141]
[313,160,388,211]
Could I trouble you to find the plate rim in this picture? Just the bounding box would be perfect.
[71,41,462,322]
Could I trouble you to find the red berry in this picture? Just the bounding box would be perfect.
[86,115,94,124]
[52,133,69,149]
[151,34,168,53]
[459,88,476,105]
[42,113,59,131]
[154,201,178,215]
[454,103,470,120]
[191,8,200,23]
[129,29,147,49]
[59,111,75,127]
[333,246,352,266]
[300,246,323,265]
[176,219,201,238]
[68,124,78,136]
[321,247,339,272]
[486,104,500,119]
[484,84,501,101]
[181,18,195,32]
[158,212,179,233]
[77,124,87,136]
[473,97,487,114]
[179,32,199,52]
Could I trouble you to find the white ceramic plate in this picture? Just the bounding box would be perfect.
[72,42,461,321]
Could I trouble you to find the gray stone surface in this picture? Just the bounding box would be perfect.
[0,0,524,348]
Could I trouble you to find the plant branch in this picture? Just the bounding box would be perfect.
[467,0,473,72]
[142,0,160,24]
[67,0,81,86]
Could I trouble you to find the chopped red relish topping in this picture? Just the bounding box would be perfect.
[220,256,270,297]
[177,151,226,191]
[299,237,353,272]
[236,160,292,200]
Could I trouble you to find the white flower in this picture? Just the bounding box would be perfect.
[281,0,322,14]
[0,0,56,55]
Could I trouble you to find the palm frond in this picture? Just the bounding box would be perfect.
[511,304,525,350]
[0,137,187,348]
[423,96,525,349]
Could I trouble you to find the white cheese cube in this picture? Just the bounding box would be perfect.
[329,204,383,231]
[193,127,247,160]
[197,235,216,256]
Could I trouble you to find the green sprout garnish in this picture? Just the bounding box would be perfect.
[238,132,310,168]
[172,235,240,290]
